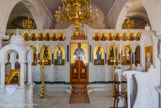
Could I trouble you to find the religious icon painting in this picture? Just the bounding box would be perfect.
[54,45,65,65]
[128,33,134,41]
[107,45,118,65]
[114,33,120,41]
[59,33,64,41]
[135,33,141,41]
[52,33,58,41]
[31,33,37,41]
[94,33,99,41]
[108,33,113,41]
[71,31,87,40]
[38,33,44,41]
[24,33,30,41]
[121,45,132,65]
[70,43,89,65]
[6,69,20,85]
[122,33,127,41]
[45,33,51,41]
[40,45,51,65]
[94,46,104,65]
[145,46,153,71]
[30,46,38,65]
[101,33,106,41]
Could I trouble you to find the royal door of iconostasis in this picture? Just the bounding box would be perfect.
[70,32,89,83]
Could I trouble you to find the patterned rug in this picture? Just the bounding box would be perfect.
[69,84,90,104]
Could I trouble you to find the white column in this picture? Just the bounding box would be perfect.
[10,52,16,69]
[0,63,5,88]
[20,63,25,87]
[28,62,32,84]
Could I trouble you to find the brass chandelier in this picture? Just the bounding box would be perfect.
[123,6,134,30]
[54,0,99,31]
[123,15,134,29]
[22,16,35,30]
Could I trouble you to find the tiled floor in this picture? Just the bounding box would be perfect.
[33,91,114,108]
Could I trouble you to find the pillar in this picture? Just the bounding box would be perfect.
[28,62,32,84]
[20,62,25,87]
[0,63,5,88]
[10,52,16,69]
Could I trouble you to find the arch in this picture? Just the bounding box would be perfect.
[54,45,65,65]
[108,45,118,65]
[94,33,100,41]
[58,33,65,41]
[24,33,30,41]
[52,33,58,41]
[108,33,113,41]
[128,33,134,41]
[5,1,43,31]
[40,45,51,65]
[116,0,151,29]
[0,44,25,64]
[135,45,140,66]
[121,45,132,65]
[45,33,51,41]
[114,33,120,41]
[122,33,127,41]
[100,33,106,41]
[38,33,44,41]
[94,45,104,65]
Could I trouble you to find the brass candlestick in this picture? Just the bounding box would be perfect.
[109,43,120,97]
[38,44,48,98]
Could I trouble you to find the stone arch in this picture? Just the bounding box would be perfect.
[54,45,65,65]
[116,0,151,29]
[93,45,105,65]
[1,0,43,33]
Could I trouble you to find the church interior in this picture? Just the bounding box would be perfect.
[0,0,161,108]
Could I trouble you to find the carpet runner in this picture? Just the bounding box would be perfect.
[69,84,90,104]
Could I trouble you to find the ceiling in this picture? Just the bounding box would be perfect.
[42,0,116,17]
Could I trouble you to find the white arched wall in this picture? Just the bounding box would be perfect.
[0,0,53,34]
[115,0,161,31]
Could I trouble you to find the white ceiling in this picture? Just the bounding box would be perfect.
[42,0,116,17]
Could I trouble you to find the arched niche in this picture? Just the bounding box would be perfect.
[5,1,43,30]
[38,33,44,41]
[135,45,140,66]
[52,33,58,41]
[45,33,51,41]
[128,33,134,41]
[30,46,37,65]
[94,45,104,65]
[31,33,36,41]
[122,33,127,41]
[24,33,30,41]
[108,33,113,41]
[40,45,51,65]
[135,33,141,41]
[100,33,106,41]
[108,45,118,65]
[114,33,120,41]
[116,0,151,30]
[54,45,65,65]
[121,45,132,65]
[94,33,100,41]
[58,33,65,41]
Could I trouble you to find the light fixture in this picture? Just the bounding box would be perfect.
[123,6,134,30]
[22,16,35,30]
[54,0,99,31]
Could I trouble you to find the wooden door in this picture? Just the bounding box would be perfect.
[70,60,88,84]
